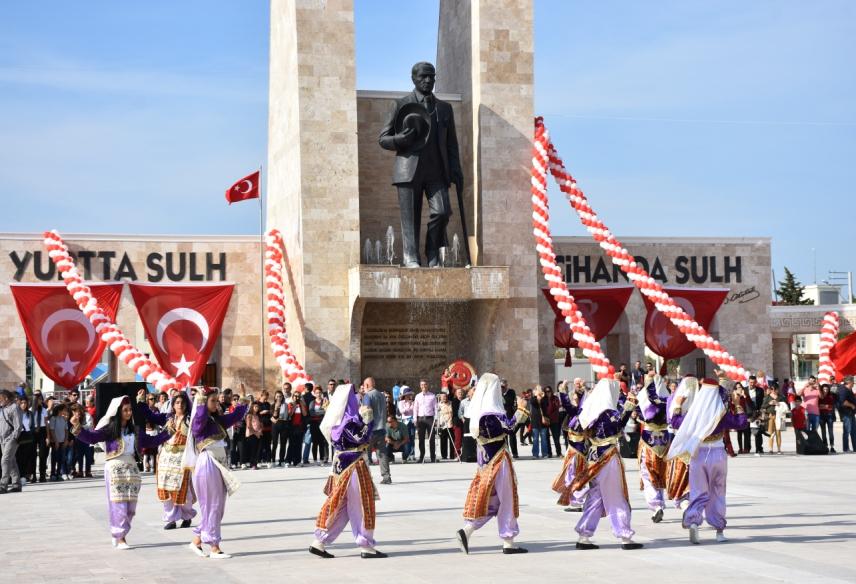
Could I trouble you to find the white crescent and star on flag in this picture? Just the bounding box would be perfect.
[155,307,210,379]
[234,179,254,194]
[39,308,96,377]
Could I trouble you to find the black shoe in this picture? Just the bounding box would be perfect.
[361,550,388,559]
[180,519,192,529]
[576,542,599,550]
[456,529,469,554]
[0,488,7,495]
[164,522,177,530]
[622,542,644,550]
[309,545,334,559]
[502,547,528,554]
[380,478,392,485]
[652,509,664,523]
[565,506,583,513]
[8,485,22,493]
[39,476,46,483]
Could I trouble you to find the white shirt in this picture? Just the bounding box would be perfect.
[21,412,32,432]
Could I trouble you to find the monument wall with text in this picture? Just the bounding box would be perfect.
[0,233,275,390]
[547,236,774,376]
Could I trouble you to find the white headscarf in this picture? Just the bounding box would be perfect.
[637,374,669,414]
[579,377,620,429]
[468,373,504,437]
[670,375,699,417]
[667,380,726,460]
[320,384,357,444]
[182,387,199,470]
[95,396,129,431]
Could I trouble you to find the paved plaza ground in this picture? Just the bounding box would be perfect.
[3,429,855,584]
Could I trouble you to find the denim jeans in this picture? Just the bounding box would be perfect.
[531,427,548,458]
[842,415,856,451]
[806,413,820,433]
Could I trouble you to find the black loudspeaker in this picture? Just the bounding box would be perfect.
[797,429,829,455]
[96,382,148,427]
[461,435,477,462]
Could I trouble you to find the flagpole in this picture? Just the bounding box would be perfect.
[259,163,266,393]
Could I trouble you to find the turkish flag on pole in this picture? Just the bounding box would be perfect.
[542,285,634,365]
[11,283,123,388]
[128,283,234,386]
[225,170,260,204]
[641,287,729,369]
[831,331,856,380]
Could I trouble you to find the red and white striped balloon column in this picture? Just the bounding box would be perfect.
[264,229,312,388]
[42,230,182,392]
[818,311,840,384]
[533,118,748,382]
[531,131,614,380]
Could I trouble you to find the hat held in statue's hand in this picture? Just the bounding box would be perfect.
[394,102,431,151]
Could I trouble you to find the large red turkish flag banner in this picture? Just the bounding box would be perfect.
[542,285,634,364]
[831,331,856,380]
[641,287,729,364]
[11,283,123,388]
[128,283,234,386]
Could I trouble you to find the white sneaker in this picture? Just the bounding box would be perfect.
[209,550,231,559]
[689,523,700,545]
[716,531,728,543]
[679,500,690,511]
[188,542,207,557]
[115,541,131,550]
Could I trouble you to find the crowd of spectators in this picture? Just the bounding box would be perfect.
[2,366,855,494]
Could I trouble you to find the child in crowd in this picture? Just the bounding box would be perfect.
[791,397,807,452]
[47,403,69,481]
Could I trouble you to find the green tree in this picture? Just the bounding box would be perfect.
[776,267,813,305]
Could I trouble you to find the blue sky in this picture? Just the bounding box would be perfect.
[2,1,854,294]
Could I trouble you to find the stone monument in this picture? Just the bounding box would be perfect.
[267,0,551,389]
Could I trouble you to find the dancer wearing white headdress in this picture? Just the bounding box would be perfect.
[134,389,196,530]
[665,375,699,510]
[70,395,167,550]
[310,384,386,559]
[635,373,672,523]
[571,376,643,550]
[667,375,747,544]
[456,373,526,555]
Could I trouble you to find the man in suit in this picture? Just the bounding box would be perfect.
[379,61,463,268]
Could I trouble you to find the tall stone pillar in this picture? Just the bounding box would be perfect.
[437,0,545,388]
[267,0,360,382]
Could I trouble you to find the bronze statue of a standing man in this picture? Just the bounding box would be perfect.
[379,62,463,268]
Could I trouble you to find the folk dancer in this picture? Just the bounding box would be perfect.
[70,396,165,550]
[135,389,197,530]
[571,377,643,550]
[310,384,387,559]
[552,379,589,512]
[665,375,698,510]
[636,374,672,523]
[188,386,248,559]
[667,376,747,544]
[457,373,527,555]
